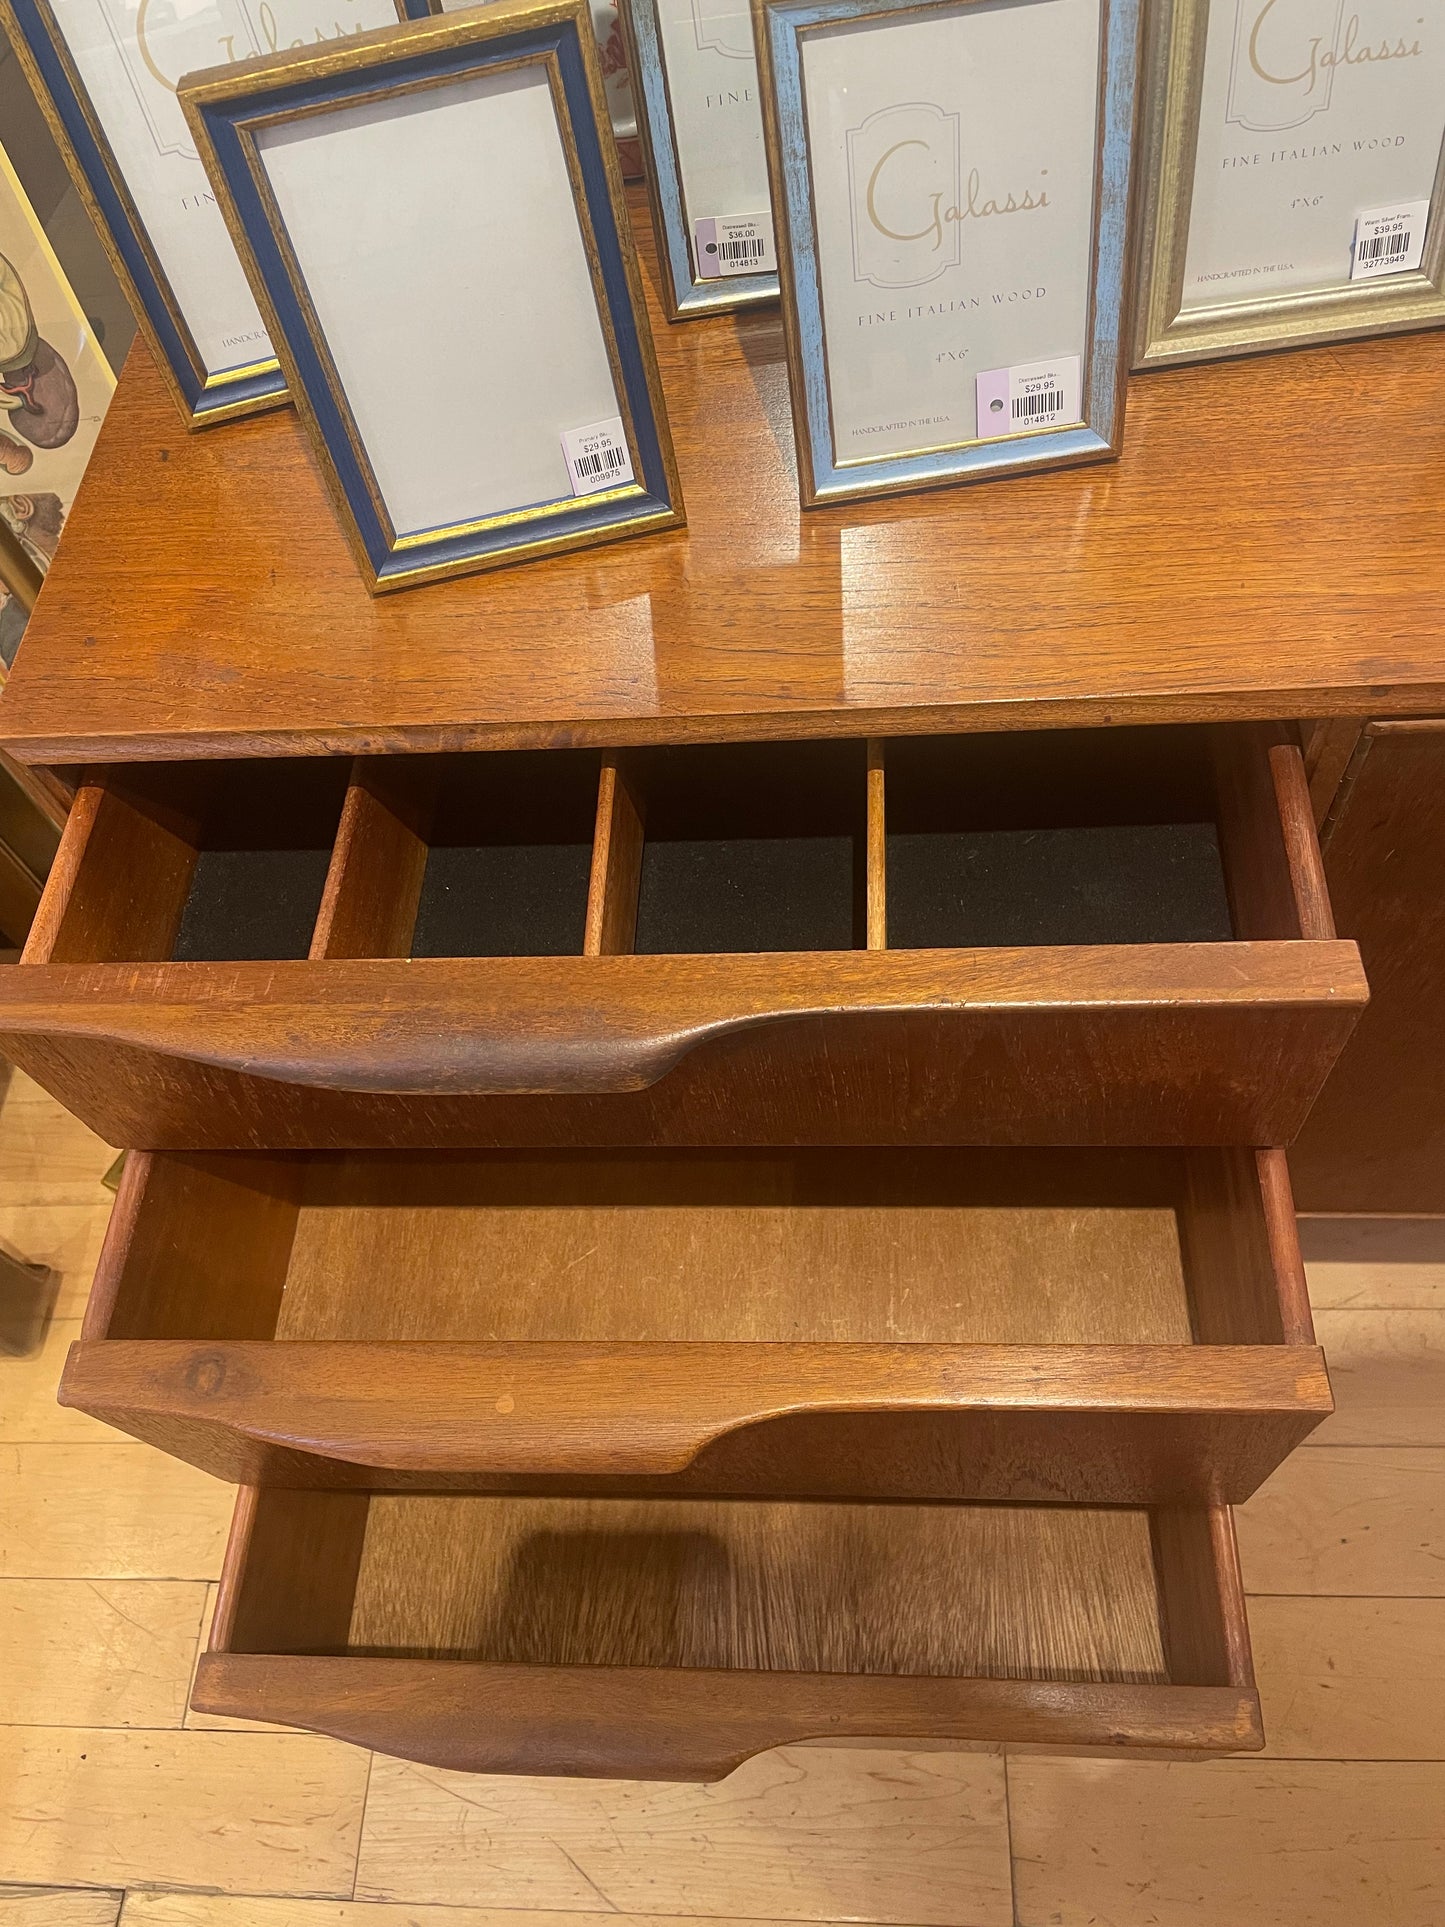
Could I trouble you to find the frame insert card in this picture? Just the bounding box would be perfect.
[1134,0,1445,367]
[0,0,400,425]
[754,0,1141,507]
[182,0,684,592]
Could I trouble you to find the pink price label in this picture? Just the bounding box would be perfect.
[694,217,720,278]
[975,368,1011,437]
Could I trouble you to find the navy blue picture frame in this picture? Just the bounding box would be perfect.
[0,0,289,424]
[183,0,683,589]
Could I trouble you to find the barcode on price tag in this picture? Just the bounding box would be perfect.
[561,416,635,496]
[975,355,1082,440]
[1352,200,1429,281]
[694,212,777,280]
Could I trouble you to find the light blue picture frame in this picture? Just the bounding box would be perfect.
[620,0,780,318]
[753,0,1142,505]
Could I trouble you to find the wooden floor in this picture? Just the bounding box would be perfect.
[0,1068,1441,1926]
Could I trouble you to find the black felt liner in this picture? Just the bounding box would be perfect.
[883,727,1236,950]
[173,847,334,962]
[411,844,593,958]
[170,759,349,962]
[887,822,1233,949]
[410,748,600,958]
[632,740,866,954]
[636,836,858,954]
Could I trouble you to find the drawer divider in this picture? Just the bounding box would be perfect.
[866,739,886,950]
[585,756,646,956]
[311,759,436,960]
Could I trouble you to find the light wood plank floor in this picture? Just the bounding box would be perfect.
[0,1067,1441,1927]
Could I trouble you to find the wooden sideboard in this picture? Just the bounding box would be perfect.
[2,195,1442,1779]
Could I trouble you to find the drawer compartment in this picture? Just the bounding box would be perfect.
[61,1140,1330,1502]
[193,1486,1262,1777]
[3,724,1365,1149]
[24,758,351,965]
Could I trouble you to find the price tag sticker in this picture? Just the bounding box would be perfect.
[975,355,1082,440]
[561,416,635,496]
[694,212,777,279]
[1352,200,1430,281]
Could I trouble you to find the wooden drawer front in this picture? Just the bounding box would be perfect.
[61,1140,1330,1505]
[3,726,1364,1149]
[194,1486,1262,1779]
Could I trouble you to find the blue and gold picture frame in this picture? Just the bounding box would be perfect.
[181,0,684,589]
[753,0,1142,506]
[0,0,403,426]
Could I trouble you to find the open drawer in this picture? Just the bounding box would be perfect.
[61,1139,1330,1503]
[0,723,1364,1149]
[193,1486,1263,1778]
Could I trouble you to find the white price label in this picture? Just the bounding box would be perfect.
[975,355,1082,440]
[694,212,777,280]
[561,417,634,496]
[1352,201,1430,282]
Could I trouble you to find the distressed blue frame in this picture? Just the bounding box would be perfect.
[760,0,1141,505]
[623,0,779,318]
[190,9,680,587]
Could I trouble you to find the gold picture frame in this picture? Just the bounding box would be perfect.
[181,0,684,591]
[1133,0,1445,369]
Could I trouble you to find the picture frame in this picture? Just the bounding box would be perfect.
[0,0,401,426]
[399,0,647,178]
[619,0,780,318]
[1133,0,1445,369]
[181,0,685,592]
[754,0,1142,509]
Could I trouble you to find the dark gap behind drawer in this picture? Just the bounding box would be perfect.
[633,740,866,954]
[885,728,1234,949]
[410,749,599,958]
[172,760,348,962]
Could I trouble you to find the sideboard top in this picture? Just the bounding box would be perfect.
[3,197,1444,764]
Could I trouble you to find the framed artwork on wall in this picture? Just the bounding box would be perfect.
[1133,0,1445,367]
[183,0,684,591]
[0,136,114,664]
[0,0,400,425]
[754,0,1143,507]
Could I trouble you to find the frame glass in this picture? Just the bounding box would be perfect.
[0,0,400,425]
[754,0,1141,508]
[403,0,646,178]
[1134,0,1445,368]
[621,0,780,317]
[182,0,684,592]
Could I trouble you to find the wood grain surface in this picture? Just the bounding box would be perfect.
[0,941,1366,1151]
[7,1069,1442,1916]
[58,1339,1330,1502]
[192,1493,1262,1775]
[1290,722,1445,1213]
[347,1496,1169,1677]
[2,195,1444,763]
[56,1141,1329,1501]
[2,724,1367,1150]
[193,1652,1261,1781]
[1008,1757,1445,1927]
